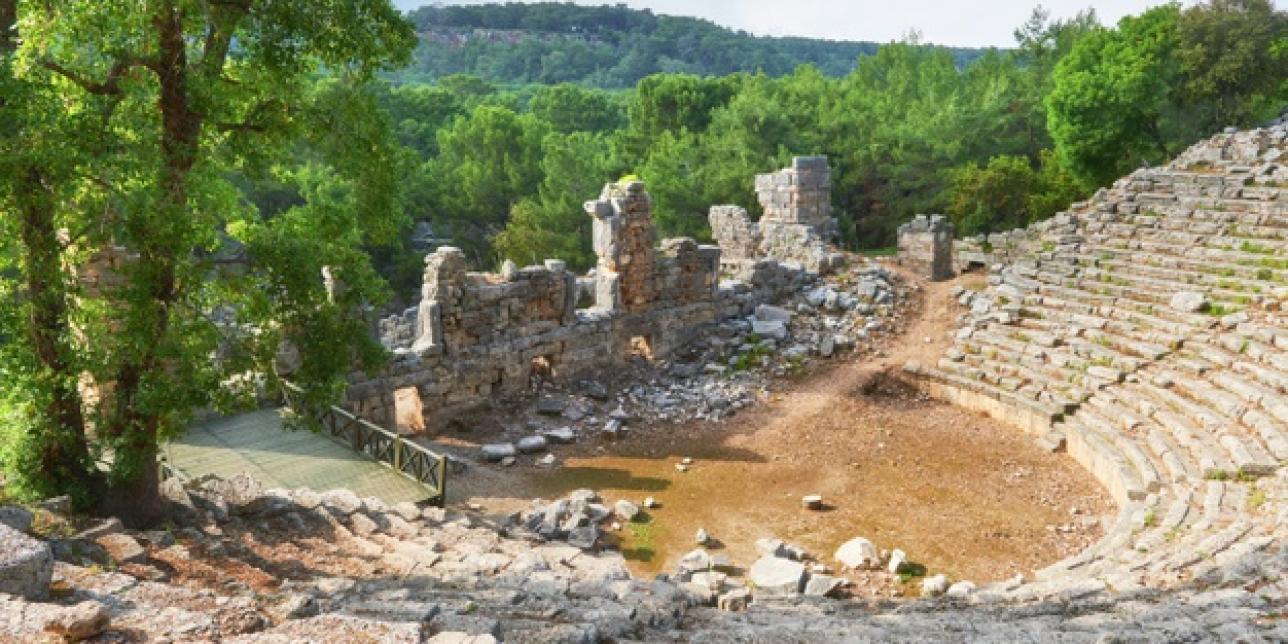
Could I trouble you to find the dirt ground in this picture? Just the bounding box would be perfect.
[452,267,1113,589]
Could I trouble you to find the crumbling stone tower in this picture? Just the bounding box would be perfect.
[709,156,844,274]
[585,181,656,312]
[754,155,836,238]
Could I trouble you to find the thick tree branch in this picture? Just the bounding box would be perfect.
[41,57,155,96]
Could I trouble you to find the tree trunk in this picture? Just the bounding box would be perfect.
[4,0,99,506]
[97,2,196,527]
[16,169,98,500]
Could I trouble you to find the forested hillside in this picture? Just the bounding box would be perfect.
[391,2,984,86]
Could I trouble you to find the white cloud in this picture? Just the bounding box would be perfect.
[395,0,1284,47]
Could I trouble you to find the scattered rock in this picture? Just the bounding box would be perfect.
[543,427,576,444]
[613,500,640,522]
[921,574,949,597]
[947,580,976,598]
[748,556,806,596]
[835,537,880,570]
[0,522,52,599]
[95,533,145,564]
[515,435,548,454]
[717,588,751,612]
[887,549,908,574]
[1170,291,1208,313]
[695,528,711,545]
[804,574,844,597]
[480,443,517,462]
[801,494,823,510]
[42,601,110,641]
[0,506,34,533]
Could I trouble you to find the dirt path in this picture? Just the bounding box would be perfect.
[454,267,1113,590]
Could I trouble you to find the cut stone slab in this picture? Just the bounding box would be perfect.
[748,556,806,596]
[0,522,52,600]
[834,537,880,569]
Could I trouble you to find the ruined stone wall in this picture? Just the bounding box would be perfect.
[709,157,845,275]
[896,214,955,281]
[951,212,1082,272]
[351,182,720,430]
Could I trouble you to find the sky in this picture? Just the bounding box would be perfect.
[392,1,1288,48]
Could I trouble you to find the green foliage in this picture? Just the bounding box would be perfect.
[0,0,414,521]
[1049,1,1288,186]
[493,131,612,270]
[395,2,986,88]
[528,84,625,134]
[424,105,547,261]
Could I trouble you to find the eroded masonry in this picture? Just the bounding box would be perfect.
[351,159,843,430]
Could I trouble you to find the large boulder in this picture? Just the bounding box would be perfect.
[0,522,52,600]
[748,556,805,596]
[834,537,880,569]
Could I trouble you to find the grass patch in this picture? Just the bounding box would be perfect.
[1248,487,1267,509]
[1239,240,1275,255]
[861,246,898,258]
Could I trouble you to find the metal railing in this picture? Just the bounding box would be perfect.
[281,382,447,506]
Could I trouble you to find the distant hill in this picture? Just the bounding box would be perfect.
[392,2,988,87]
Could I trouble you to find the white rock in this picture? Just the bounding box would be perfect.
[613,500,640,522]
[695,528,711,545]
[1170,291,1208,313]
[748,556,805,596]
[834,537,880,569]
[947,581,976,598]
[887,548,908,574]
[921,574,949,597]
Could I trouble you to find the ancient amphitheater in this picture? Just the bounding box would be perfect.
[2,122,1287,642]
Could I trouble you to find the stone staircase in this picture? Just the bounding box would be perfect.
[907,120,1288,606]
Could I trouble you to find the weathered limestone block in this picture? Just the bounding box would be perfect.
[0,522,52,600]
[897,214,955,281]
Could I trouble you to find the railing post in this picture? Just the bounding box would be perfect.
[435,455,448,508]
[393,437,402,471]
